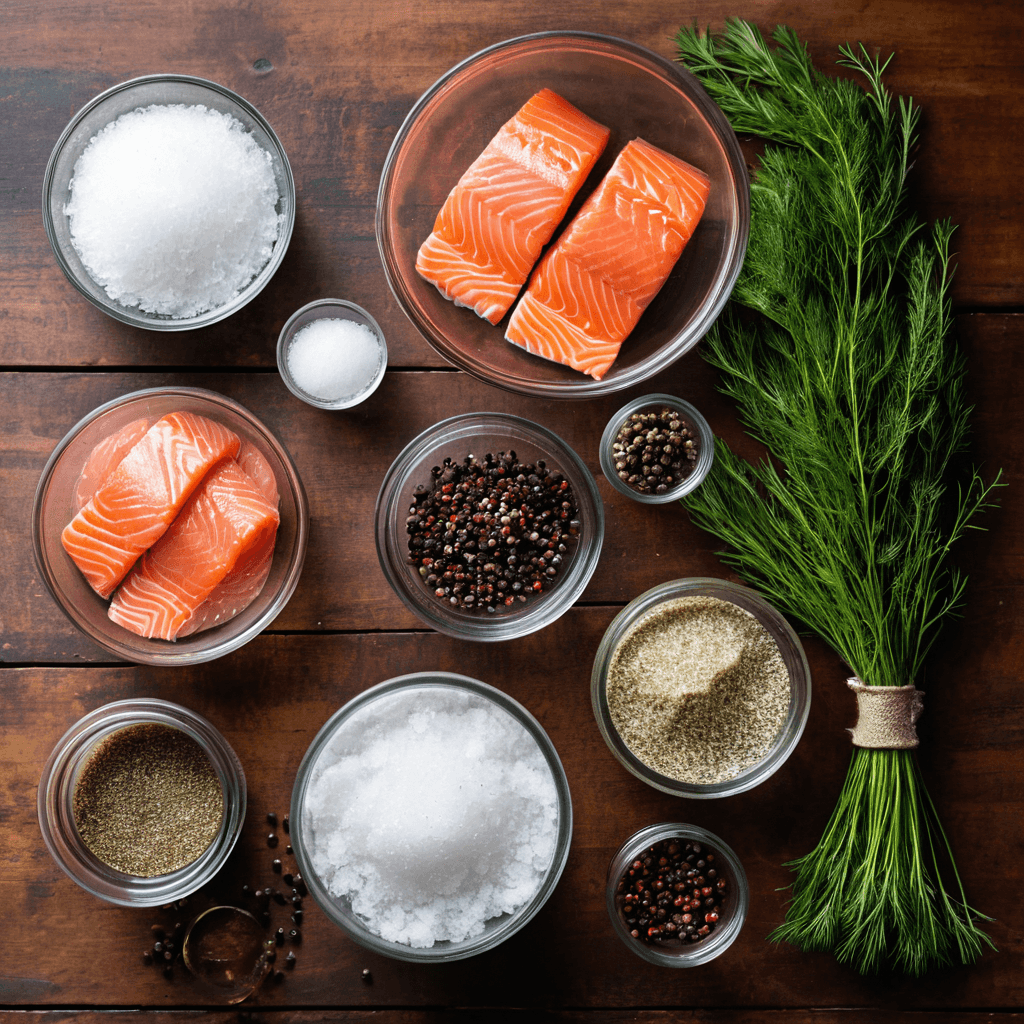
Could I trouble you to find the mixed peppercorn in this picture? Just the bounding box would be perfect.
[616,837,728,946]
[612,407,698,495]
[406,450,580,612]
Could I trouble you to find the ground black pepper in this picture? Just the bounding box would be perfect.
[405,450,580,612]
[616,838,727,945]
[611,407,698,495]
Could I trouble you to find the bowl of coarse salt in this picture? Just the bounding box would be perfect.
[277,299,388,410]
[290,672,573,962]
[43,74,295,330]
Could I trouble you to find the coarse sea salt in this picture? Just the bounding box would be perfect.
[302,686,560,948]
[65,103,282,318]
[286,318,382,403]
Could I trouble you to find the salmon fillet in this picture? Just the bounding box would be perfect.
[505,138,711,379]
[416,88,610,324]
[72,418,153,515]
[108,457,279,641]
[61,412,240,598]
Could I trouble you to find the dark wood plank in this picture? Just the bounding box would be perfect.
[2,623,1020,1007]
[1,1015,1020,1024]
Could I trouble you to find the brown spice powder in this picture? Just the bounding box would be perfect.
[607,595,790,784]
[72,722,223,877]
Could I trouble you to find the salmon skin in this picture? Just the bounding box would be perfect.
[415,88,610,325]
[61,411,240,598]
[108,457,280,641]
[505,138,711,380]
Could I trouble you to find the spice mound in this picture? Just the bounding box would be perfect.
[612,407,698,495]
[302,686,561,948]
[405,450,580,612]
[73,723,223,876]
[617,837,728,946]
[606,595,790,784]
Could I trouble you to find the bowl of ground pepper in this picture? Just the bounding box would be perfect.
[591,578,811,798]
[38,699,245,906]
[375,412,604,641]
[599,394,714,504]
[607,822,749,966]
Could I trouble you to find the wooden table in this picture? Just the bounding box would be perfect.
[2,1,1021,1020]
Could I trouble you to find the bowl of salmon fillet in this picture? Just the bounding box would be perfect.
[377,31,749,398]
[32,387,308,664]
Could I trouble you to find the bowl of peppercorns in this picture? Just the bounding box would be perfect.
[607,822,748,966]
[375,412,604,641]
[599,394,714,504]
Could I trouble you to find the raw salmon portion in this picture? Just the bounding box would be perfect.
[416,88,610,324]
[505,138,711,379]
[108,457,279,641]
[61,412,240,598]
[73,418,153,514]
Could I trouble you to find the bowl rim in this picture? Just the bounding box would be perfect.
[41,72,296,331]
[374,410,605,641]
[31,385,309,665]
[599,393,716,504]
[376,29,750,398]
[289,670,574,962]
[591,577,812,798]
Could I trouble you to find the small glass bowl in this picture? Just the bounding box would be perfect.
[42,74,295,331]
[375,412,604,641]
[591,578,811,798]
[600,393,715,504]
[38,699,246,907]
[290,672,573,962]
[607,822,748,966]
[377,31,749,398]
[32,386,309,665]
[276,298,388,410]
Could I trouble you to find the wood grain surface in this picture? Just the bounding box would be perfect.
[1,0,1021,1016]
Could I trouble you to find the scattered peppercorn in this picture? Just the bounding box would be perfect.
[267,812,278,827]
[361,968,372,983]
[405,450,580,613]
[282,815,290,834]
[272,858,282,873]
[615,838,728,946]
[285,951,297,969]
[267,833,278,848]
[611,407,699,495]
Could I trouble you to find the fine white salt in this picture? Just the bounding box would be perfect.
[65,103,282,318]
[303,686,560,948]
[286,318,382,403]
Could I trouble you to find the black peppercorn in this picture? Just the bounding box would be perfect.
[610,407,700,496]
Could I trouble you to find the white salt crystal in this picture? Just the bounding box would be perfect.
[303,686,560,947]
[65,103,282,318]
[286,318,382,403]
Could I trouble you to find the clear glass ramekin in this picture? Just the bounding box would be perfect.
[606,822,749,966]
[591,578,811,798]
[599,393,715,504]
[38,699,246,907]
[290,671,573,962]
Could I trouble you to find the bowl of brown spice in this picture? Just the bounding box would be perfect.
[591,578,811,798]
[38,699,245,906]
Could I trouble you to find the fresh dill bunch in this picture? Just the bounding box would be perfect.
[675,20,1001,975]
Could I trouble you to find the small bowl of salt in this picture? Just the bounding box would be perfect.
[277,299,388,410]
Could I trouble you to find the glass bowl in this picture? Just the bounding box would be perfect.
[600,393,715,504]
[375,412,604,641]
[290,672,573,963]
[591,578,811,798]
[38,699,245,907]
[32,386,308,665]
[42,74,295,330]
[606,822,748,966]
[377,31,749,398]
[276,298,388,410]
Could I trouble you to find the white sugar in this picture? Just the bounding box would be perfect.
[286,318,382,402]
[303,686,560,948]
[65,103,282,318]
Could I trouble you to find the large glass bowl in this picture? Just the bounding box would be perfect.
[42,74,295,330]
[591,578,811,798]
[290,672,573,963]
[377,31,749,398]
[375,412,604,641]
[32,386,308,665]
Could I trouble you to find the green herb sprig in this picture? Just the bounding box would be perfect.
[676,19,1001,975]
